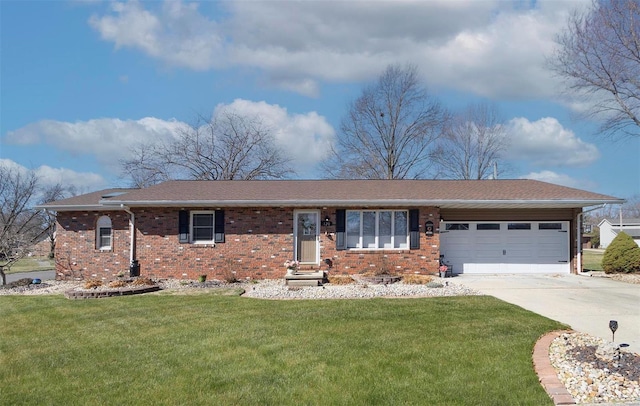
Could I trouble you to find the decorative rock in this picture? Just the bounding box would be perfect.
[549,332,640,404]
[595,342,620,362]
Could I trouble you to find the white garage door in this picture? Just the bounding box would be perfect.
[439,221,570,274]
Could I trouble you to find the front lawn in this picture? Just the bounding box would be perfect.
[582,249,604,271]
[0,294,564,405]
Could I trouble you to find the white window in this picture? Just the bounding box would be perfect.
[345,210,408,249]
[191,211,215,243]
[96,215,112,250]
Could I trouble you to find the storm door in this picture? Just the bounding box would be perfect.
[294,211,319,264]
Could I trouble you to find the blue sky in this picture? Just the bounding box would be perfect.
[1,0,638,199]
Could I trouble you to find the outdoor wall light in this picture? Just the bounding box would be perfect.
[322,216,333,227]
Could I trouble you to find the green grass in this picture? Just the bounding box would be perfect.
[0,294,564,405]
[583,249,604,271]
[4,257,54,274]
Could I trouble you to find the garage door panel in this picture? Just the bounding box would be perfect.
[440,221,569,274]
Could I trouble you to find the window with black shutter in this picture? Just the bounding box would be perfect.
[409,209,420,250]
[335,209,346,250]
[178,210,189,243]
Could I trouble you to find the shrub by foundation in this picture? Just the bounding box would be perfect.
[403,274,434,285]
[83,280,103,289]
[328,275,354,285]
[602,232,640,274]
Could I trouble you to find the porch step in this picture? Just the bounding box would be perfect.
[286,279,321,287]
[285,271,326,286]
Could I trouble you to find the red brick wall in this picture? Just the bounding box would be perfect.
[55,211,131,280]
[54,206,441,281]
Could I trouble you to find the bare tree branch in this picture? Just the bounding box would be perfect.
[120,111,295,186]
[322,64,449,179]
[0,166,42,285]
[549,0,640,138]
[432,102,509,180]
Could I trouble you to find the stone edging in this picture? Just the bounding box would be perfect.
[533,330,576,405]
[64,285,161,299]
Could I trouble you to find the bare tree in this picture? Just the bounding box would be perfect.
[0,166,42,285]
[432,102,508,179]
[121,112,294,187]
[322,64,449,179]
[38,183,74,259]
[549,0,640,138]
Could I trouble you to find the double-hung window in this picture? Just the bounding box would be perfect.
[96,215,112,250]
[346,210,408,249]
[191,211,215,243]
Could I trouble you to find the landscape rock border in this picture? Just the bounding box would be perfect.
[64,285,160,299]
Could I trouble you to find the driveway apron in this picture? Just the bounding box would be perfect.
[452,274,640,354]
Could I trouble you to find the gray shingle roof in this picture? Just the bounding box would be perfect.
[38,179,624,210]
[37,188,135,210]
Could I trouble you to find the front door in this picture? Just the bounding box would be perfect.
[295,211,319,264]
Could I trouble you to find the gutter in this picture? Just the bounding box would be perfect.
[120,204,136,266]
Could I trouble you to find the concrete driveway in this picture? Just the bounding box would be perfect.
[451,273,640,354]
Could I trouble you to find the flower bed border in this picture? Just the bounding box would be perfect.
[64,285,160,299]
[360,275,402,284]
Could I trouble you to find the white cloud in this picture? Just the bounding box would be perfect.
[5,100,335,179]
[87,0,588,98]
[0,159,108,193]
[213,99,335,172]
[520,170,597,190]
[4,117,183,170]
[505,117,600,167]
[88,0,224,71]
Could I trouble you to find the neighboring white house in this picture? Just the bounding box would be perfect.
[598,218,640,248]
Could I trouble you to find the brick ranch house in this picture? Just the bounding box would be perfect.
[37,179,623,281]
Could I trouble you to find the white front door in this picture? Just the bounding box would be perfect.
[294,211,319,265]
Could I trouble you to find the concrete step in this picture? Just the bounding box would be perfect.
[286,279,321,287]
[284,271,326,286]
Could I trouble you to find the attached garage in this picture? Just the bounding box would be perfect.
[440,221,570,274]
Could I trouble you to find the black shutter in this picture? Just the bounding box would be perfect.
[409,209,420,250]
[214,210,225,243]
[178,210,189,243]
[335,209,346,250]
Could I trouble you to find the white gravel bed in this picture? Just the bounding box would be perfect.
[240,279,480,299]
[550,332,640,404]
[0,278,479,298]
[0,280,79,295]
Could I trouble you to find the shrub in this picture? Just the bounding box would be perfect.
[327,275,354,285]
[402,274,433,285]
[602,232,640,274]
[131,277,155,286]
[83,279,103,289]
[108,280,127,288]
[221,269,239,284]
[426,281,444,288]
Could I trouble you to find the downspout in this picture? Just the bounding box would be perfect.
[121,204,136,265]
[577,204,606,274]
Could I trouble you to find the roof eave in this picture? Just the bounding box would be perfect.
[34,204,123,212]
[101,198,625,209]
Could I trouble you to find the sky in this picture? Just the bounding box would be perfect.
[1,0,639,200]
